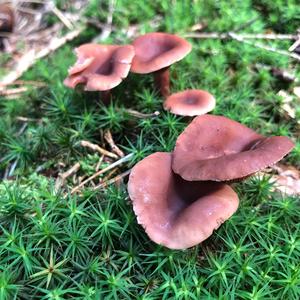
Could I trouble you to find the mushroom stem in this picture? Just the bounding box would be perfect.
[153,67,170,98]
[101,90,112,104]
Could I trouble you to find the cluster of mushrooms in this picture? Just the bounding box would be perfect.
[64,32,215,116]
[64,32,295,250]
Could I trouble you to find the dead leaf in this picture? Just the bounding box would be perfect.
[0,1,88,85]
[271,164,300,195]
[190,22,207,32]
[293,86,300,98]
[277,90,297,120]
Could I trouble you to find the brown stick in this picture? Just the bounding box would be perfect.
[93,169,131,190]
[16,116,39,122]
[124,109,160,118]
[0,87,28,95]
[184,32,298,40]
[289,38,300,52]
[254,63,299,83]
[94,0,115,41]
[228,32,300,62]
[101,168,119,182]
[80,140,118,159]
[104,129,124,157]
[70,153,133,194]
[153,67,170,98]
[185,31,300,61]
[0,80,46,88]
[50,5,74,30]
[0,27,84,85]
[55,162,80,192]
[95,155,104,171]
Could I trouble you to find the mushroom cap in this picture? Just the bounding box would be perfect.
[64,44,135,91]
[173,115,295,181]
[0,5,14,33]
[130,32,192,74]
[163,89,216,116]
[128,152,239,249]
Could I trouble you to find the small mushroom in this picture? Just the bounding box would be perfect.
[130,32,192,98]
[163,89,216,116]
[64,43,135,102]
[128,152,239,249]
[173,115,295,181]
[0,5,14,50]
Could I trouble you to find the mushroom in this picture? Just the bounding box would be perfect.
[0,5,14,50]
[163,89,216,116]
[130,32,192,98]
[64,43,135,102]
[128,152,239,249]
[172,115,295,182]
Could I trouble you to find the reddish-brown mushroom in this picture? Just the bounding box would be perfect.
[128,152,239,249]
[0,5,14,50]
[130,32,192,98]
[163,89,216,116]
[64,43,135,102]
[173,115,295,182]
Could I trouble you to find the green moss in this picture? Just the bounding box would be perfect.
[0,0,299,298]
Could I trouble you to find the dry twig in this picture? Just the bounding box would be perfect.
[264,164,300,195]
[101,168,119,182]
[124,15,162,39]
[80,140,118,159]
[185,32,297,40]
[92,0,115,42]
[0,87,28,96]
[94,169,131,190]
[0,80,47,98]
[2,80,46,87]
[254,63,299,83]
[104,130,124,157]
[55,162,80,192]
[71,153,133,194]
[1,27,84,85]
[8,160,18,176]
[289,37,300,52]
[95,155,104,171]
[90,15,162,42]
[16,116,39,122]
[124,109,160,118]
[228,32,300,62]
[185,31,300,61]
[277,90,297,120]
[16,123,27,136]
[49,3,74,30]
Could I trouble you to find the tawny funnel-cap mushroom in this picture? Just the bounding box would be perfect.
[0,5,14,50]
[163,89,216,116]
[130,32,192,98]
[64,43,135,102]
[128,152,239,249]
[173,115,295,182]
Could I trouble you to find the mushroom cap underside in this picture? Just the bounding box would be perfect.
[163,89,216,116]
[131,32,192,74]
[128,152,239,249]
[64,44,135,91]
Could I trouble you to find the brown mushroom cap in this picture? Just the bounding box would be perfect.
[0,5,14,33]
[128,152,239,249]
[130,32,192,74]
[64,44,135,91]
[163,89,216,116]
[0,5,14,50]
[173,115,295,181]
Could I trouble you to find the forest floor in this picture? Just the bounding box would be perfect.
[0,1,299,299]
